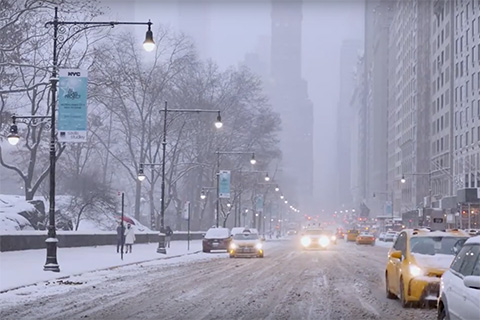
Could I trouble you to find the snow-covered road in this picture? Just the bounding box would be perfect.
[0,239,436,319]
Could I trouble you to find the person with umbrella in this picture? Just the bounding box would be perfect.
[124,223,136,253]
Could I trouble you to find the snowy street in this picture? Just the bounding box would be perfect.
[0,238,436,320]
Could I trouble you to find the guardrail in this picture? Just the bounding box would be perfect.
[0,231,205,252]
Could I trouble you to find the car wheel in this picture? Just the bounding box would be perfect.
[203,248,210,253]
[399,278,409,308]
[437,302,449,320]
[229,254,235,258]
[258,254,264,258]
[385,273,396,299]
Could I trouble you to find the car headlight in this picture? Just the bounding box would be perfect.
[319,236,330,247]
[255,243,263,250]
[230,243,237,250]
[409,265,424,277]
[301,236,312,247]
[331,236,336,241]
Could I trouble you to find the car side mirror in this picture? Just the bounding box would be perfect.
[390,250,402,260]
[463,276,480,289]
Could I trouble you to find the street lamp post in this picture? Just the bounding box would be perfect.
[157,101,222,254]
[214,151,256,227]
[137,163,162,229]
[7,7,155,272]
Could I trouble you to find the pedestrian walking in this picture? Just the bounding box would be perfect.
[124,223,136,253]
[116,222,125,253]
[165,226,173,248]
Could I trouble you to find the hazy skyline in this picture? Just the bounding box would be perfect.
[102,0,365,212]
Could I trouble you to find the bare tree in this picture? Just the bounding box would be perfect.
[89,28,196,223]
[0,0,105,200]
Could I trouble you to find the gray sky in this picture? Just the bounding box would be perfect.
[101,0,365,211]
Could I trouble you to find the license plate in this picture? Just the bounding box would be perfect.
[213,242,218,246]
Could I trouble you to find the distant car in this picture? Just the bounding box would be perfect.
[384,231,398,242]
[202,227,231,253]
[379,232,386,241]
[229,230,264,258]
[385,229,470,307]
[464,229,480,237]
[336,229,345,240]
[438,235,480,320]
[346,229,359,242]
[300,229,336,250]
[286,229,297,236]
[356,232,375,246]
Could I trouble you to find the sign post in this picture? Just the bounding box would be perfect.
[183,201,191,250]
[58,69,88,143]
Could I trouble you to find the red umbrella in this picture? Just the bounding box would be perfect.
[121,216,135,225]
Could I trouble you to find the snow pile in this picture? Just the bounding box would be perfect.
[0,194,150,233]
[0,195,36,231]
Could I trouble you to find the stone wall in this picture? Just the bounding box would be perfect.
[0,232,205,252]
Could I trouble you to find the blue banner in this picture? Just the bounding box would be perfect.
[58,69,88,142]
[219,170,231,198]
[256,194,264,213]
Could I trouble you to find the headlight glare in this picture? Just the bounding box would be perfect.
[409,265,423,277]
[255,243,262,250]
[230,243,237,250]
[301,236,311,247]
[319,236,330,247]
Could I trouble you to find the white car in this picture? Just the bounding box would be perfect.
[384,231,398,242]
[229,231,264,258]
[438,235,480,320]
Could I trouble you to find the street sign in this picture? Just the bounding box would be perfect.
[58,69,88,143]
[182,201,190,220]
[219,170,231,198]
[256,194,264,213]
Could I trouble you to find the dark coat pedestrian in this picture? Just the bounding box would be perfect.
[165,226,173,248]
[116,222,125,253]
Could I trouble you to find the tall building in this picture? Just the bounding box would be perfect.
[451,0,480,228]
[351,53,367,211]
[388,0,431,215]
[362,0,391,217]
[336,39,363,210]
[270,0,314,213]
[430,0,457,202]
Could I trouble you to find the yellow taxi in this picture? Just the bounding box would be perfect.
[346,229,359,242]
[385,228,469,307]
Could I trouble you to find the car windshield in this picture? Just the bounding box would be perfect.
[305,229,330,235]
[410,237,468,256]
[233,233,259,240]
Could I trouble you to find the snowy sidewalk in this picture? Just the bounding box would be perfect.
[0,240,202,292]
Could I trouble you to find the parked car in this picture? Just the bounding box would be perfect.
[202,227,231,253]
[346,229,359,242]
[379,232,386,241]
[384,231,398,242]
[356,232,375,245]
[385,228,470,307]
[229,230,264,258]
[438,235,480,320]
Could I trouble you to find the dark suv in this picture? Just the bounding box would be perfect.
[202,227,231,253]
